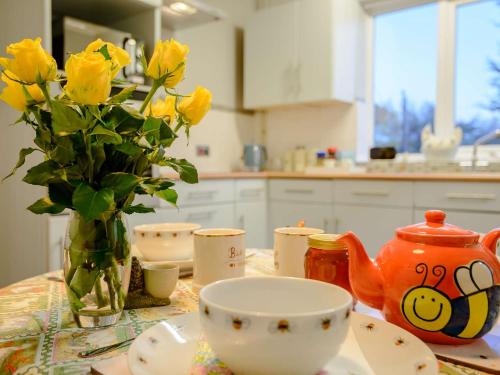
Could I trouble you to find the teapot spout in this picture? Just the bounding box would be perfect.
[339,232,385,310]
[481,229,500,256]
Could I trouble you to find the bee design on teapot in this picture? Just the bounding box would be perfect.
[401,261,500,339]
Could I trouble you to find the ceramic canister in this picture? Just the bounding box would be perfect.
[193,228,246,290]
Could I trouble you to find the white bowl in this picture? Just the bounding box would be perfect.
[199,277,353,375]
[134,223,201,261]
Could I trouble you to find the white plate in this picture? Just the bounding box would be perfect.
[128,312,438,375]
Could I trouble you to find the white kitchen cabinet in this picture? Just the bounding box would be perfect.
[244,0,362,108]
[334,204,413,258]
[235,179,268,248]
[47,214,70,271]
[244,1,296,108]
[174,21,242,110]
[269,201,334,242]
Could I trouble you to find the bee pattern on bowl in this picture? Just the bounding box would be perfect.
[227,316,250,330]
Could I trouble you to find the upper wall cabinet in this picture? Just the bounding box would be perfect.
[244,0,362,109]
[175,21,243,110]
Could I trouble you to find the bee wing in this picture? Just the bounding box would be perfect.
[455,266,478,295]
[471,261,494,290]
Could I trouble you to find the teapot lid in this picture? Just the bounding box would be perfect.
[396,210,479,246]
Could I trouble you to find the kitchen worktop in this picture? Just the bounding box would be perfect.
[161,171,500,182]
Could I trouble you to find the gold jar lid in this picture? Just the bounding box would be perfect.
[308,234,347,251]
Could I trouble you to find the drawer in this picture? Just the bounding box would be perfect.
[236,179,267,201]
[176,204,235,228]
[269,179,334,203]
[160,180,235,207]
[334,180,413,208]
[414,182,500,212]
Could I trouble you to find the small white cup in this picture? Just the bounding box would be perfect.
[193,228,246,290]
[274,227,325,277]
[143,263,180,299]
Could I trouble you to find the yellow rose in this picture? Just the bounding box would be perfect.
[146,38,189,88]
[178,86,212,125]
[145,96,176,125]
[0,38,56,84]
[0,72,44,111]
[64,51,112,105]
[85,39,130,78]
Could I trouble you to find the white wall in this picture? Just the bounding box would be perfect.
[264,103,358,161]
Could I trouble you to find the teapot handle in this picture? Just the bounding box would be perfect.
[481,229,500,256]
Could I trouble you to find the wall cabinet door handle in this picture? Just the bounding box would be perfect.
[284,188,314,194]
[352,190,389,197]
[445,193,496,200]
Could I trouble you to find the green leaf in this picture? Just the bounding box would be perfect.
[108,85,137,104]
[3,147,37,181]
[98,44,112,60]
[48,183,74,208]
[27,197,65,214]
[66,286,85,311]
[91,124,123,144]
[101,172,140,201]
[114,142,143,157]
[142,117,162,144]
[106,105,143,133]
[72,183,115,222]
[51,136,75,164]
[135,178,175,195]
[122,204,155,214]
[23,160,64,186]
[159,119,177,146]
[51,100,89,135]
[155,188,178,206]
[70,266,99,298]
[163,158,198,184]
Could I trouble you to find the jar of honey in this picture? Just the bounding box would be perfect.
[305,234,355,303]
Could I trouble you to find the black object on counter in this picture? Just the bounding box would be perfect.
[370,147,397,160]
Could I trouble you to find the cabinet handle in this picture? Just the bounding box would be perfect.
[240,188,262,198]
[187,191,217,200]
[323,218,328,231]
[445,193,496,200]
[334,218,339,233]
[186,211,215,221]
[239,215,245,229]
[284,188,314,194]
[352,190,389,197]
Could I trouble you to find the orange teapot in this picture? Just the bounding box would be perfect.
[340,210,500,345]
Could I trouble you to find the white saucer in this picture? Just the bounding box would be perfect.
[128,312,438,375]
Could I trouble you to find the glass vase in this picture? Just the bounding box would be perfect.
[63,211,131,328]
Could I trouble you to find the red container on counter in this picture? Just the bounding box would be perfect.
[305,234,355,303]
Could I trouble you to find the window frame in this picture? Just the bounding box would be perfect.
[363,0,498,161]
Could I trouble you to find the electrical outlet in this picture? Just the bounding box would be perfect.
[196,145,210,157]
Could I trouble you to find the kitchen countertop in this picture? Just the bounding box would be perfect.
[161,171,500,182]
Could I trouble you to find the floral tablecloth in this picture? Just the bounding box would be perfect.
[0,249,494,375]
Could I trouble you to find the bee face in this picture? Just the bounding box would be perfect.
[402,286,452,332]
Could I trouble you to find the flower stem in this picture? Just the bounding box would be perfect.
[37,82,52,110]
[139,80,161,114]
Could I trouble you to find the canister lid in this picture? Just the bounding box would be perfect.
[308,234,347,251]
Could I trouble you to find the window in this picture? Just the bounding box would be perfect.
[373,4,437,153]
[455,0,500,145]
[371,0,500,152]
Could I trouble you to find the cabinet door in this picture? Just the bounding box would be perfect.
[244,2,297,108]
[174,21,242,109]
[47,215,70,271]
[269,201,334,245]
[334,204,413,258]
[236,201,268,248]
